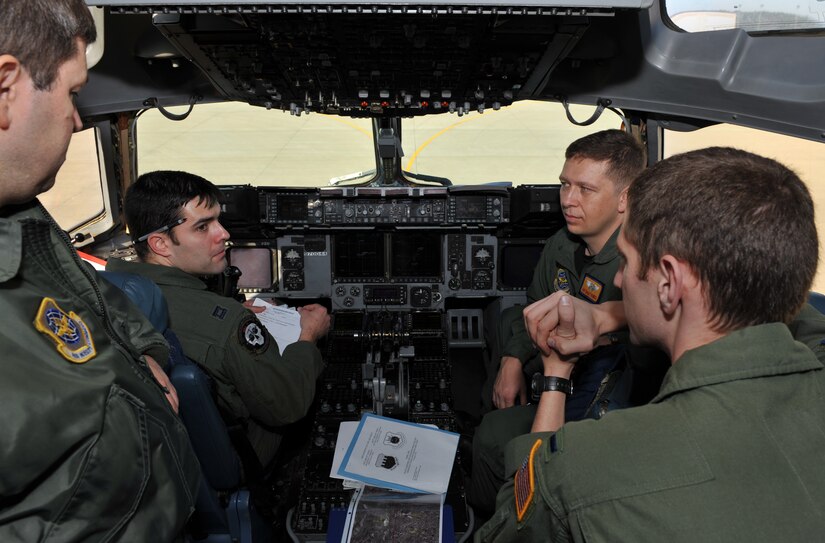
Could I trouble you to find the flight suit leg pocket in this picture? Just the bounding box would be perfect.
[47,385,150,542]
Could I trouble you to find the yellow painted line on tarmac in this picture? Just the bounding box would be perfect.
[405,117,475,171]
[405,102,530,170]
[322,115,373,139]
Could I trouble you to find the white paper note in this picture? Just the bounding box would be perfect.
[251,298,301,355]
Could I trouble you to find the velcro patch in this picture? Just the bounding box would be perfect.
[212,305,228,320]
[554,267,572,293]
[515,438,543,522]
[238,316,270,354]
[549,432,561,453]
[579,274,604,303]
[34,297,96,363]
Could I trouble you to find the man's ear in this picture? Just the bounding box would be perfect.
[617,187,628,214]
[0,55,23,130]
[146,233,173,258]
[657,255,684,316]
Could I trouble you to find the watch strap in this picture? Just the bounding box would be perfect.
[531,373,573,401]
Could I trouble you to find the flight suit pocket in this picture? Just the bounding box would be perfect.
[143,409,200,512]
[47,385,150,542]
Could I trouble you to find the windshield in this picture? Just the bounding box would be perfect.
[665,0,825,33]
[40,127,106,232]
[136,100,620,187]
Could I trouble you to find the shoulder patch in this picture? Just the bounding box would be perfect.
[238,316,270,354]
[554,267,572,293]
[579,274,604,303]
[212,305,228,320]
[34,297,96,363]
[514,438,543,522]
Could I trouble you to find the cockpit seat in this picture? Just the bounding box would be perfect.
[99,270,271,543]
[808,292,825,314]
[101,270,169,331]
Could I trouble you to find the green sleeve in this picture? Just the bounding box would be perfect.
[94,268,170,367]
[502,238,557,363]
[222,312,324,427]
[475,433,573,543]
[525,238,557,307]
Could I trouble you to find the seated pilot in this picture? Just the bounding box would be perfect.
[107,170,330,467]
[469,129,648,515]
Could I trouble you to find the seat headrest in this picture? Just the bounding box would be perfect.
[100,271,169,331]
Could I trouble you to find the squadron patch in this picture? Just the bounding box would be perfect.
[580,274,604,303]
[514,438,543,522]
[34,297,96,363]
[238,316,270,354]
[553,267,572,293]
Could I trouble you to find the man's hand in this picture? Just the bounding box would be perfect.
[297,304,331,343]
[524,292,602,356]
[242,298,267,314]
[145,355,179,414]
[492,356,527,409]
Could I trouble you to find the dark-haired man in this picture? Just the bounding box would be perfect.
[469,129,647,515]
[108,170,330,467]
[477,147,825,541]
[0,1,200,539]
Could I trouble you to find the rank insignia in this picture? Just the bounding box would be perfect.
[34,297,96,363]
[238,316,270,354]
[514,438,543,522]
[580,274,604,303]
[554,267,571,293]
[212,305,228,320]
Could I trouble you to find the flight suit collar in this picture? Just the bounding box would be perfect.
[590,226,620,265]
[105,258,208,290]
[558,225,620,267]
[0,200,46,283]
[0,218,23,283]
[652,323,822,403]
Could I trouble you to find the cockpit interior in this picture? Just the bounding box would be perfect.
[61,1,825,540]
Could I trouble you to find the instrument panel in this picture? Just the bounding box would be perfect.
[224,186,512,227]
[223,185,562,310]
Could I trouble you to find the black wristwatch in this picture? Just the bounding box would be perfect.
[531,372,573,402]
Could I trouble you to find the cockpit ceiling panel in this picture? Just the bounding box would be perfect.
[147,10,615,117]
